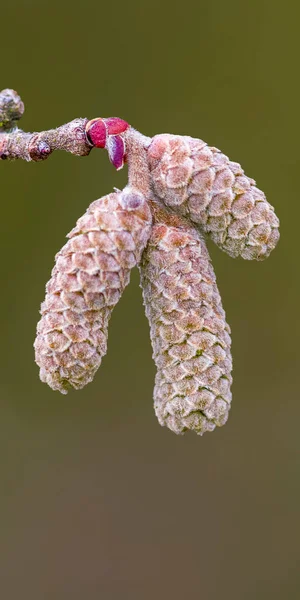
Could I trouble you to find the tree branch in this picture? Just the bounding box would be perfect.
[0,88,91,161]
[0,87,153,190]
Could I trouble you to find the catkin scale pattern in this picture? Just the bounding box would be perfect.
[148,134,280,260]
[139,205,232,435]
[34,188,152,393]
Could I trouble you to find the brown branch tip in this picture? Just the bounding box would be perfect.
[0,88,280,436]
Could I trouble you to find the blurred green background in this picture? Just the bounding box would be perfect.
[1,0,299,598]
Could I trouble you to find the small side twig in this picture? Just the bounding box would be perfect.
[0,88,24,131]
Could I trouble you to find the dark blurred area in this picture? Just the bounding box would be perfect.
[1,1,299,598]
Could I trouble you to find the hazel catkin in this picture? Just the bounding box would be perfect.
[139,203,232,435]
[148,134,279,260]
[34,187,152,393]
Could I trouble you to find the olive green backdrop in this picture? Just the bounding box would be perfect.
[1,1,299,598]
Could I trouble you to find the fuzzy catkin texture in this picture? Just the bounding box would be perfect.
[139,205,232,435]
[148,134,279,260]
[34,188,152,393]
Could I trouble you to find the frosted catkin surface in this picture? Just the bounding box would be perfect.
[34,188,152,393]
[139,206,232,435]
[148,134,280,260]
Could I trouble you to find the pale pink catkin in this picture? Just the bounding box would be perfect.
[148,134,279,260]
[139,204,232,435]
[34,188,152,393]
